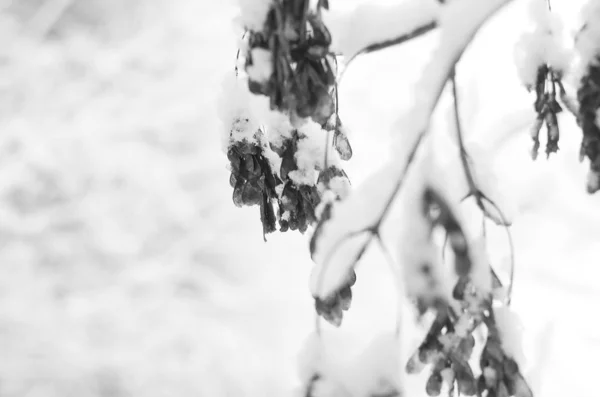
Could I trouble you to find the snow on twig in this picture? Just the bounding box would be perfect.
[310,0,515,301]
[324,0,440,59]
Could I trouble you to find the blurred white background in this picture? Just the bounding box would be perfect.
[0,0,599,396]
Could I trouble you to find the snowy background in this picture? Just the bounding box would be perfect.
[0,0,599,396]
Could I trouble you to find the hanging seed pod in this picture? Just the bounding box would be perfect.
[314,294,343,327]
[545,109,560,157]
[326,115,353,161]
[423,187,471,277]
[425,371,443,396]
[440,367,456,388]
[406,351,427,374]
[477,317,533,397]
[588,169,600,193]
[226,136,280,238]
[530,114,544,160]
[338,285,352,310]
[313,270,356,327]
[457,334,475,360]
[455,367,477,396]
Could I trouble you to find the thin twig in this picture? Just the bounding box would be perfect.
[481,196,515,306]
[314,0,515,302]
[451,70,490,215]
[376,233,402,337]
[452,68,515,306]
[347,21,437,65]
[338,21,437,84]
[556,78,579,119]
[234,31,248,77]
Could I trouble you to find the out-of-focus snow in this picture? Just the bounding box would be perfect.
[234,0,272,31]
[494,305,527,368]
[1,1,599,397]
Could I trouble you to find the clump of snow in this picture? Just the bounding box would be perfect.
[297,331,402,397]
[345,333,401,396]
[217,72,261,150]
[514,0,571,88]
[290,122,328,186]
[314,190,337,221]
[328,176,351,200]
[265,110,295,150]
[396,142,473,306]
[393,0,513,159]
[234,0,272,31]
[310,230,371,298]
[493,305,527,368]
[260,141,283,178]
[246,48,273,83]
[324,0,440,58]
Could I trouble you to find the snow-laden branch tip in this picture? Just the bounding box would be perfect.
[514,0,570,89]
[310,0,514,301]
[324,0,440,60]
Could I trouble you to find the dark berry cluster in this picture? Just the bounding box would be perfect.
[244,0,336,125]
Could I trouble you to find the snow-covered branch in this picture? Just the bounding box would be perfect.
[310,0,514,301]
[324,0,440,59]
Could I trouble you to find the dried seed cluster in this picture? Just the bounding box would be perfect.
[225,118,351,238]
[477,321,532,397]
[245,0,337,125]
[529,65,562,160]
[227,127,279,238]
[407,275,532,397]
[226,0,354,238]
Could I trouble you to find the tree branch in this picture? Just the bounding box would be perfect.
[451,71,482,207]
[451,70,515,305]
[310,0,515,301]
[343,21,437,66]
